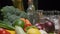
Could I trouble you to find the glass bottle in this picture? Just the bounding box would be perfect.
[27,0,35,24]
[49,15,60,33]
[12,0,24,11]
[27,0,35,14]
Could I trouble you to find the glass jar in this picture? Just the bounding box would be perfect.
[49,15,60,33]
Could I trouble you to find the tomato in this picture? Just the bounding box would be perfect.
[0,28,10,34]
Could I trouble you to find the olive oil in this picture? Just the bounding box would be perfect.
[12,0,24,11]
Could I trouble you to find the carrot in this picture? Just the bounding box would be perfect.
[25,19,32,25]
[20,18,32,25]
[20,18,32,32]
[20,18,25,23]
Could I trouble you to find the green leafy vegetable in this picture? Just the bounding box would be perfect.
[1,6,29,26]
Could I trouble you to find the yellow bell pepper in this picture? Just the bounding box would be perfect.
[6,30,15,34]
[27,28,41,34]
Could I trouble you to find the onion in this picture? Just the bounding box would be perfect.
[44,20,55,32]
[35,23,44,30]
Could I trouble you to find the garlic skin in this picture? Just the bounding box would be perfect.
[39,30,48,34]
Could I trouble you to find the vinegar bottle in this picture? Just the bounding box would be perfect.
[27,0,35,24]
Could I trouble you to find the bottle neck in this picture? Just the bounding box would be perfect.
[28,0,34,6]
[27,0,35,14]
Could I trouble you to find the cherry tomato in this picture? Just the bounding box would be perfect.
[0,28,10,34]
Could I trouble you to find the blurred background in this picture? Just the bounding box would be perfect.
[38,0,60,11]
[0,0,60,20]
[0,0,60,10]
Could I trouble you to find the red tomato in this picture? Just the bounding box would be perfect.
[0,28,10,34]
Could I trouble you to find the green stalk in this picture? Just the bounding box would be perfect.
[0,23,15,30]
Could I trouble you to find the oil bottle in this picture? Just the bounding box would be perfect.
[12,0,24,11]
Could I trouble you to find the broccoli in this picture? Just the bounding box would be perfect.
[1,6,29,25]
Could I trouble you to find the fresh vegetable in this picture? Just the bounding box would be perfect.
[44,20,55,33]
[35,18,55,33]
[1,6,29,26]
[20,18,26,23]
[39,30,48,34]
[49,33,54,34]
[13,19,25,28]
[15,26,26,34]
[24,24,32,31]
[20,18,32,27]
[26,27,41,34]
[0,23,14,30]
[20,18,32,31]
[6,30,15,34]
[35,23,44,30]
[24,26,37,32]
[26,26,38,31]
[23,27,26,32]
[25,19,32,25]
[24,19,32,31]
[0,28,10,34]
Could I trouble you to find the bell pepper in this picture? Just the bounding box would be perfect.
[13,19,25,28]
[24,26,38,32]
[20,18,32,26]
[6,30,15,34]
[20,18,32,31]
[26,26,41,34]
